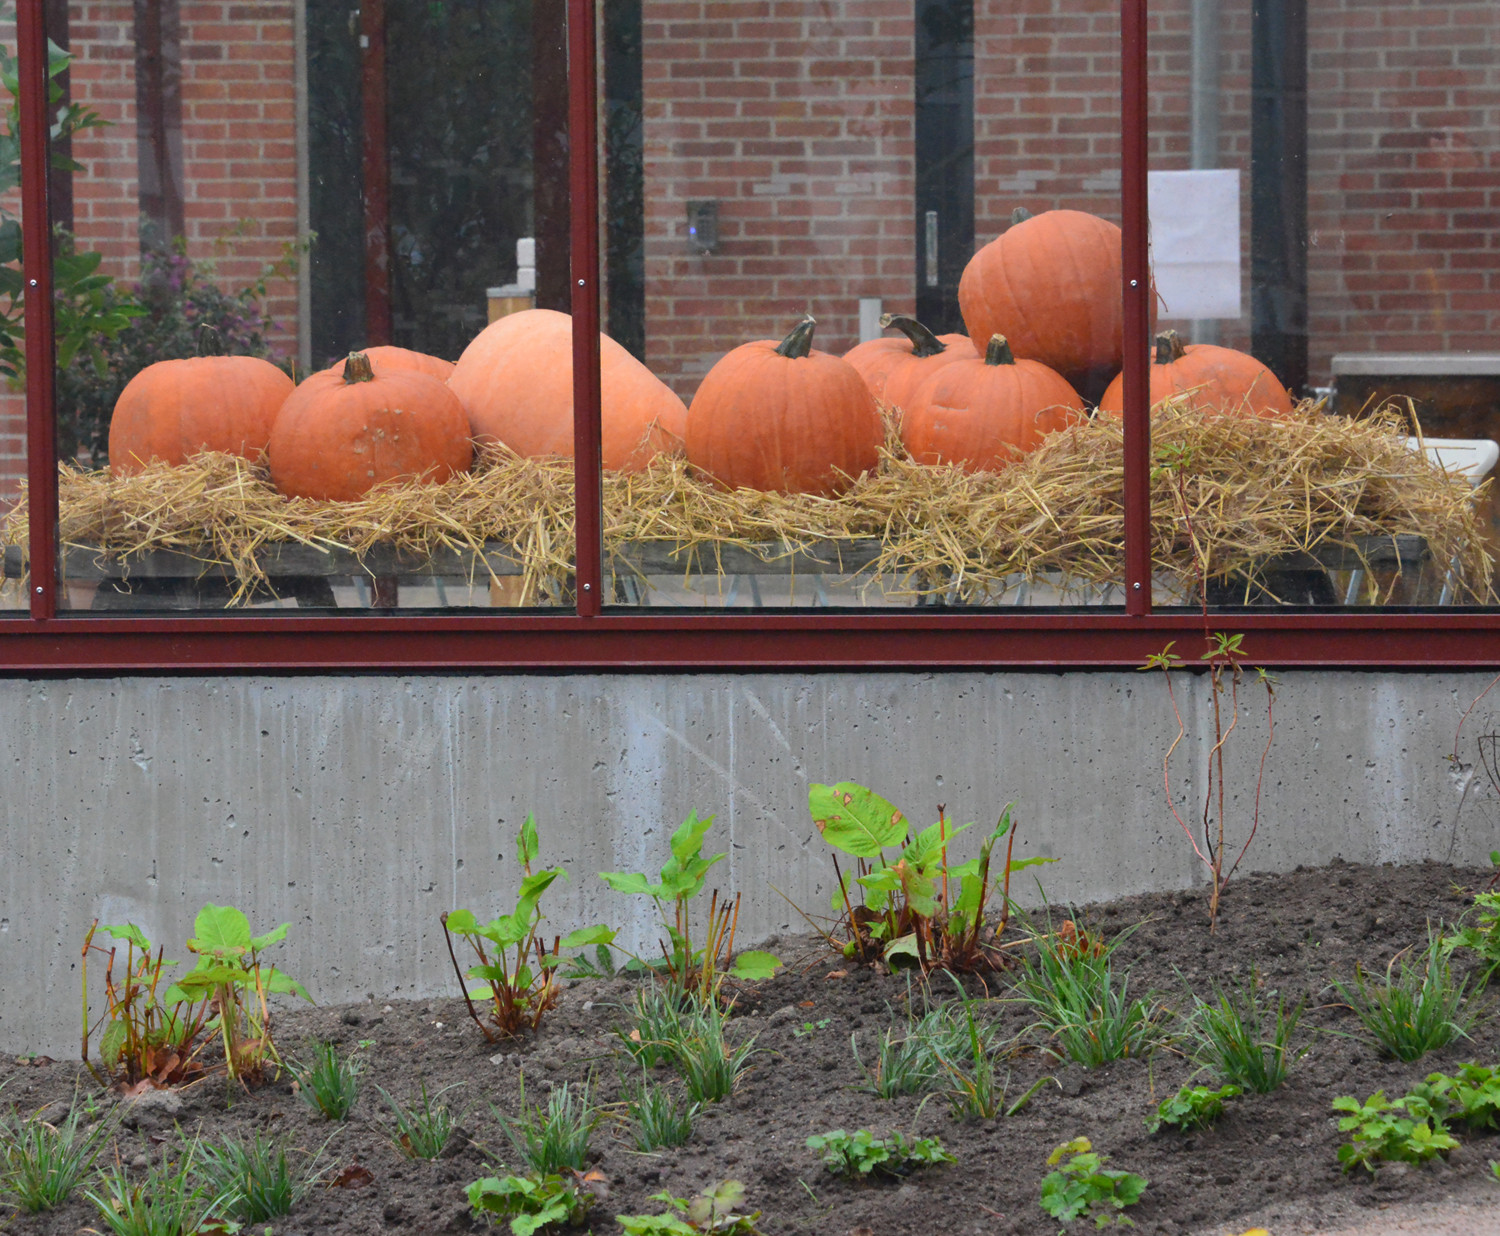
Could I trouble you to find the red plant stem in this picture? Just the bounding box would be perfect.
[1225,673,1276,885]
[1453,669,1500,764]
[996,818,1019,938]
[440,914,496,1043]
[830,853,865,955]
[937,804,949,916]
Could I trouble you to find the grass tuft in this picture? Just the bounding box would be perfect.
[1186,970,1306,1093]
[0,1096,116,1213]
[1331,935,1480,1063]
[498,1078,599,1175]
[289,1040,363,1121]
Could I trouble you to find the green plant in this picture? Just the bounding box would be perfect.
[622,1074,698,1151]
[84,1141,231,1236]
[378,1080,463,1158]
[499,1078,599,1175]
[0,1095,116,1212]
[444,815,612,1041]
[616,1179,764,1234]
[807,783,1053,971]
[466,1171,595,1235]
[669,996,760,1104]
[1406,1063,1500,1131]
[1331,935,1479,1062]
[1333,1091,1459,1172]
[805,1128,955,1179]
[1441,891,1500,987]
[1146,1083,1241,1133]
[1186,971,1305,1092]
[792,1018,831,1038]
[1038,1137,1148,1230]
[288,1040,363,1121]
[616,982,696,1070]
[561,942,619,981]
[1013,919,1169,1068]
[192,1131,329,1223]
[595,810,781,1003]
[851,997,983,1099]
[931,989,1047,1120]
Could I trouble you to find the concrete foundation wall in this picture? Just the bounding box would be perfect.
[3,670,1497,1055]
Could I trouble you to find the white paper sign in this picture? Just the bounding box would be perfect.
[1147,169,1242,320]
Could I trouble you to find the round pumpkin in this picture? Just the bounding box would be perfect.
[686,315,883,496]
[267,352,473,501]
[317,344,454,383]
[108,355,293,474]
[902,334,1085,473]
[1097,330,1295,419]
[446,308,685,472]
[958,207,1156,404]
[841,313,977,416]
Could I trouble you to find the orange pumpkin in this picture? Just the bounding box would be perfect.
[958,208,1155,404]
[108,355,293,474]
[317,344,454,383]
[1097,331,1295,419]
[686,315,883,496]
[902,334,1085,473]
[267,352,473,501]
[446,308,685,472]
[842,313,977,416]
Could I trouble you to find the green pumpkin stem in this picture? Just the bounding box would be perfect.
[879,313,947,358]
[195,324,224,357]
[984,335,1016,366]
[1009,207,1034,226]
[774,315,817,359]
[342,351,377,384]
[1154,330,1187,365]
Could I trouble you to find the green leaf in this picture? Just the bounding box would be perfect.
[445,909,481,935]
[883,934,921,969]
[100,1019,126,1068]
[727,950,781,981]
[517,813,540,868]
[562,924,616,949]
[188,903,252,958]
[668,809,717,868]
[102,922,152,952]
[599,870,660,898]
[248,921,290,952]
[808,782,907,857]
[259,967,312,1001]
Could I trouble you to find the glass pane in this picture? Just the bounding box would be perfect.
[49,0,573,612]
[601,1,1125,610]
[0,17,27,613]
[1151,0,1499,610]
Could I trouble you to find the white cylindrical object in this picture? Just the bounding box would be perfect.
[858,297,883,344]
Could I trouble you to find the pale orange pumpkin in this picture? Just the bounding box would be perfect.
[841,313,977,417]
[902,334,1085,473]
[686,315,883,496]
[317,344,455,383]
[958,207,1156,404]
[267,352,473,501]
[1097,331,1295,419]
[446,308,685,472]
[108,355,293,474]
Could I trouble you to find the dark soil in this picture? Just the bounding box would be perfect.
[7,861,1500,1236]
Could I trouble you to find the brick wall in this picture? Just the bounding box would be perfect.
[639,0,916,398]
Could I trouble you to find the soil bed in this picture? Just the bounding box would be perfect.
[6,861,1500,1236]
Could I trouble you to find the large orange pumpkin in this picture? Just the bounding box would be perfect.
[317,344,454,383]
[1097,331,1295,419]
[902,334,1085,473]
[958,208,1155,404]
[842,313,977,416]
[686,315,883,496]
[446,308,685,472]
[108,355,293,474]
[267,352,473,501]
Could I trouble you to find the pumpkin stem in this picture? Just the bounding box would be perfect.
[195,324,224,357]
[1009,207,1034,226]
[774,315,817,359]
[984,335,1016,366]
[1154,330,1187,365]
[879,313,947,358]
[342,351,377,384]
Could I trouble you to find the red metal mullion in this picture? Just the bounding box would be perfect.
[1120,0,1152,616]
[568,0,603,617]
[18,0,57,621]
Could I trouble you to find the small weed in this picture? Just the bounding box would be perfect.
[0,1096,116,1213]
[1038,1137,1148,1230]
[84,1141,231,1236]
[622,1074,698,1151]
[617,1178,763,1234]
[1441,892,1500,986]
[467,1171,595,1234]
[852,997,992,1099]
[1186,971,1305,1092]
[1410,1063,1500,1130]
[931,992,1045,1121]
[1333,1091,1458,1172]
[193,1131,329,1223]
[670,998,759,1104]
[617,982,695,1070]
[1331,935,1479,1062]
[1146,1083,1241,1133]
[806,1128,955,1179]
[561,942,619,982]
[1013,920,1169,1067]
[289,1040,363,1120]
[378,1081,463,1159]
[499,1078,599,1175]
[792,1018,831,1039]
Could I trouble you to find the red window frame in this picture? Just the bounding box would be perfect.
[4,0,1497,673]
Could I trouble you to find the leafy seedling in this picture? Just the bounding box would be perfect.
[467,1171,595,1236]
[1411,1063,1500,1130]
[805,1128,955,1179]
[1333,1091,1458,1172]
[1038,1137,1148,1230]
[792,1018,831,1039]
[595,809,780,1003]
[1146,1083,1241,1133]
[1441,892,1500,987]
[444,814,612,1040]
[616,1179,763,1235]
